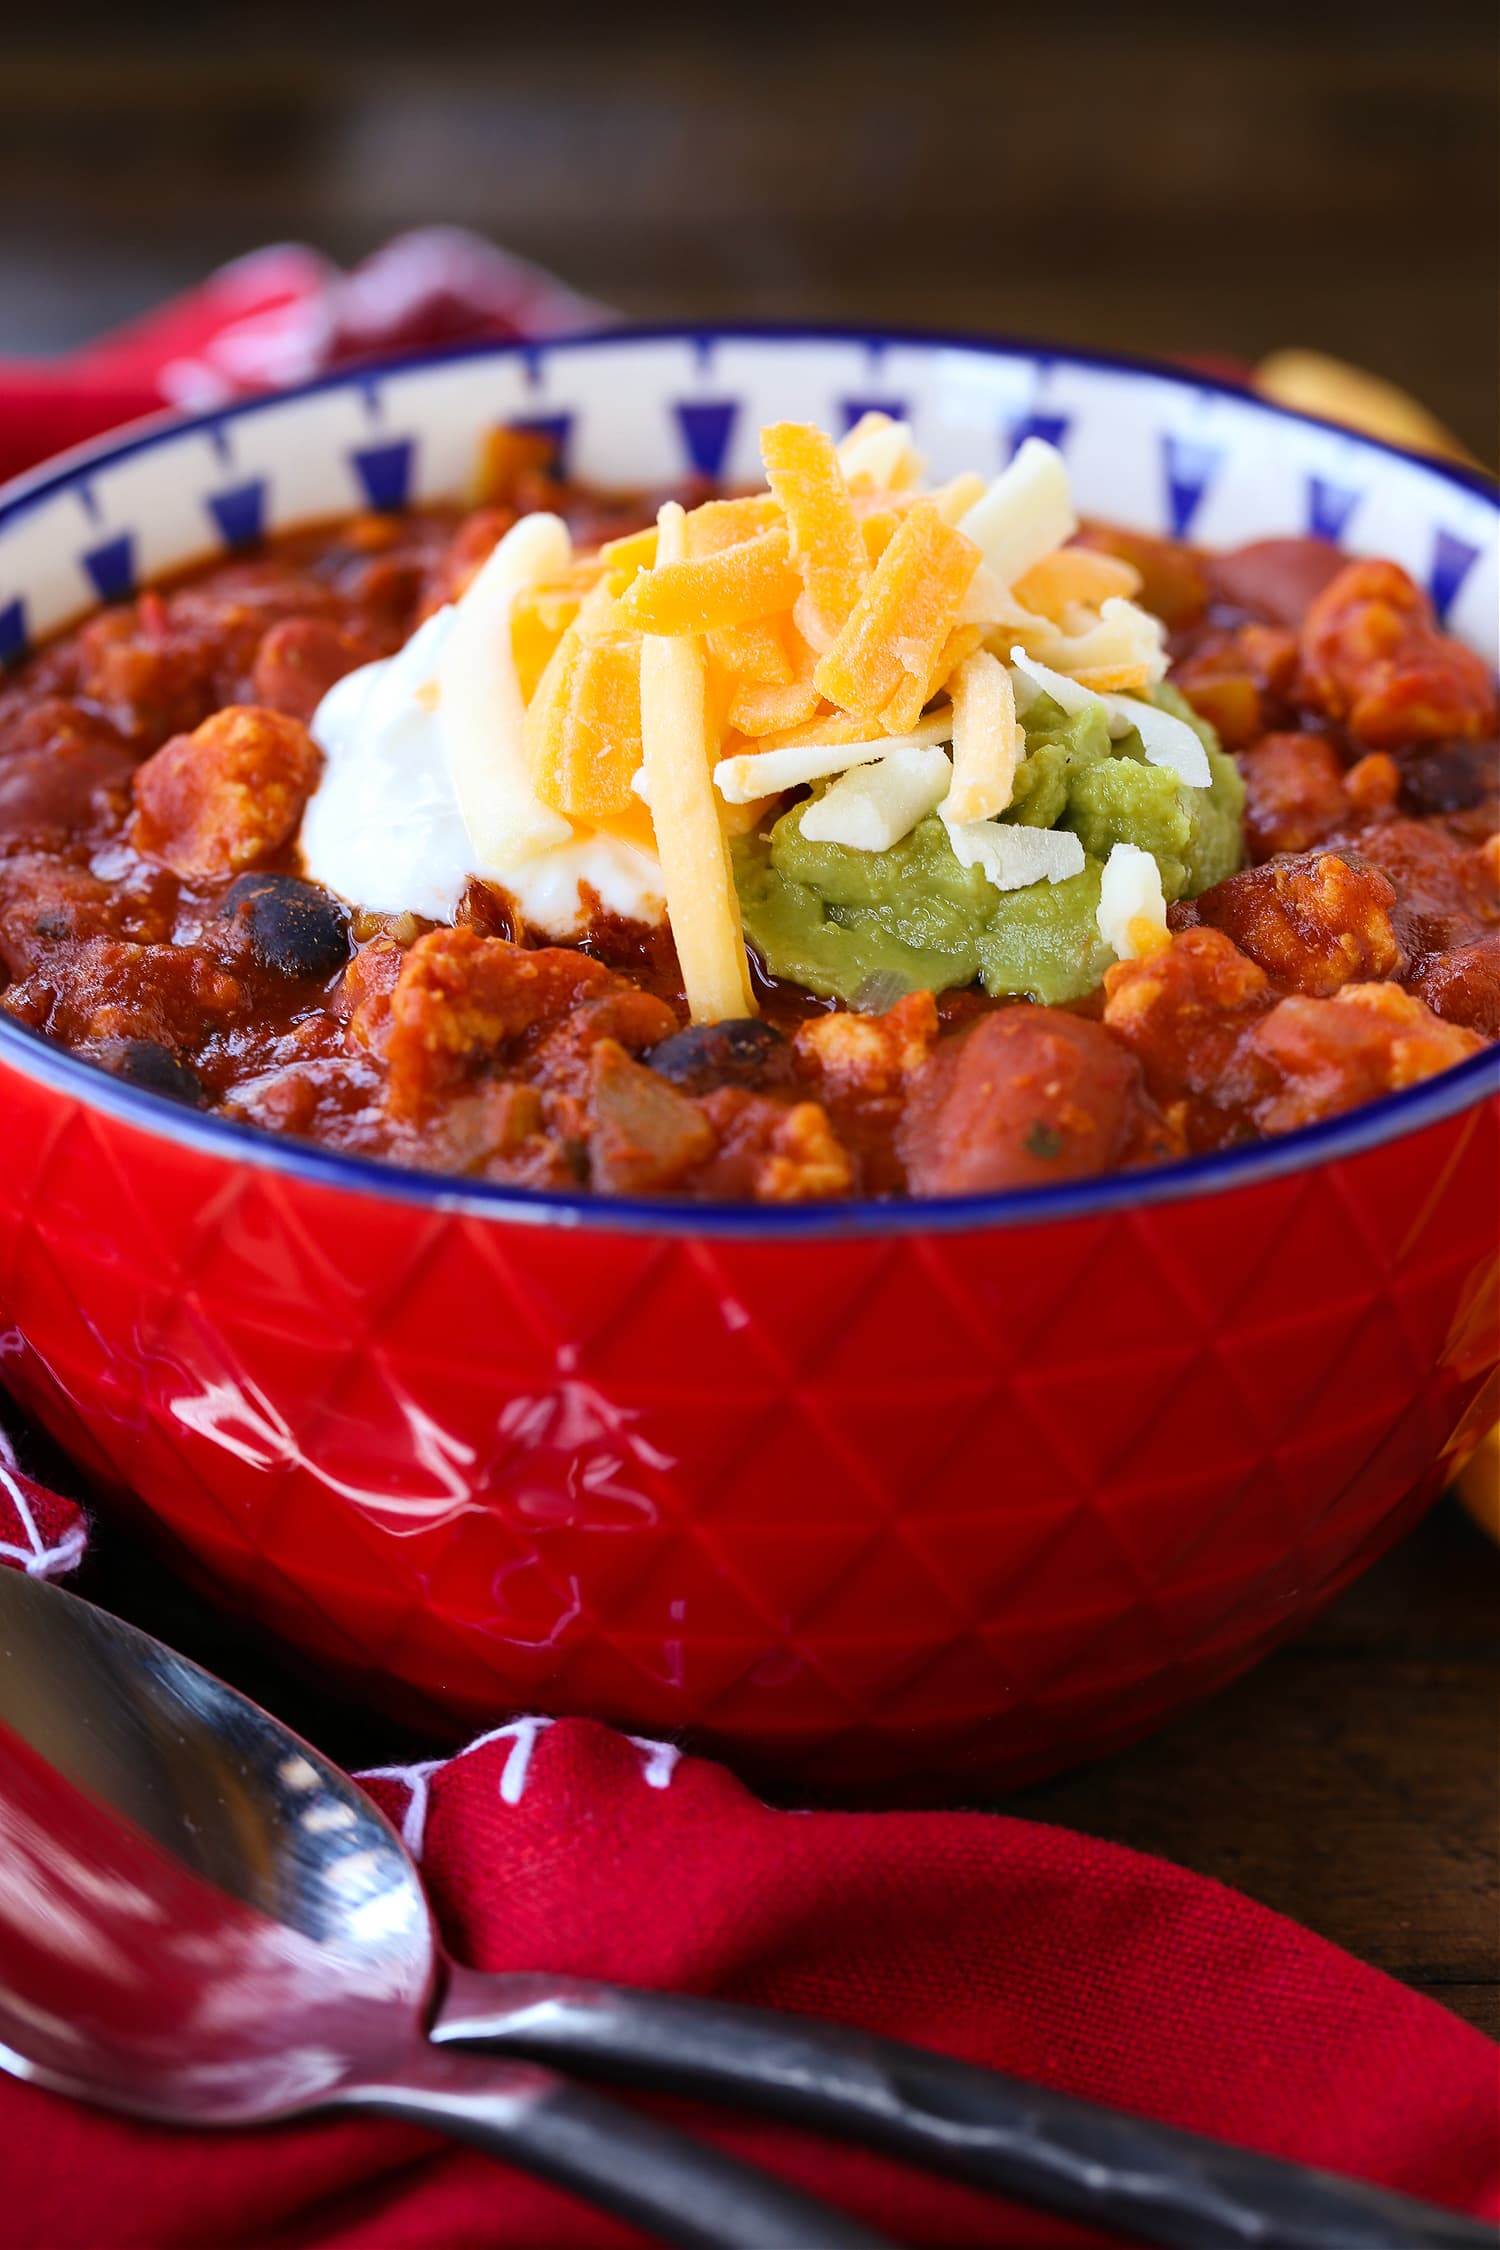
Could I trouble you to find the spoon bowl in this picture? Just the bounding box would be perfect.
[0,1565,889,2250]
[0,1565,434,2124]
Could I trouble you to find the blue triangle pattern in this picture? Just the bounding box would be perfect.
[1004,412,1070,460]
[839,397,907,433]
[82,532,136,604]
[1428,528,1481,623]
[206,479,267,549]
[1306,476,1362,542]
[506,414,574,478]
[672,400,738,479]
[0,597,27,666]
[350,439,415,513]
[1161,435,1226,538]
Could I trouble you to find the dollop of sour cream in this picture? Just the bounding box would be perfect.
[300,605,665,934]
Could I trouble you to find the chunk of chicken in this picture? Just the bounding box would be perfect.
[1298,560,1496,749]
[1245,983,1483,1133]
[1194,851,1402,995]
[131,706,322,880]
[384,926,617,1121]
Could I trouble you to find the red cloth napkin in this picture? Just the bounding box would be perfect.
[1,246,1497,2244]
[0,228,610,484]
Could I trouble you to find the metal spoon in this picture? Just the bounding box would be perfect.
[0,1564,1485,2250]
[0,1565,886,2250]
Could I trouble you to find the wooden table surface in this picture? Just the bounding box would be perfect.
[3,0,1497,2041]
[2,1,1497,458]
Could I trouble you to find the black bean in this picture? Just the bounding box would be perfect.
[92,1039,208,1109]
[1398,741,1496,818]
[645,1017,793,1094]
[221,873,351,980]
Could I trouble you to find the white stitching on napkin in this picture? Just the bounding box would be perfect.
[0,1436,88,1579]
[626,1734,682,1790]
[358,1758,446,1858]
[359,1717,680,1857]
[490,1716,554,1804]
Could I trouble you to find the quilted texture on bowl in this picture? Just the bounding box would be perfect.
[0,1029,1493,1791]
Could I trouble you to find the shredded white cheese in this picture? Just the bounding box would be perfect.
[713,729,946,807]
[1096,840,1169,959]
[941,814,1086,891]
[957,565,1046,630]
[437,511,575,863]
[1110,692,1213,788]
[1006,648,1097,721]
[1026,595,1169,688]
[798,745,953,852]
[1008,648,1212,788]
[836,415,922,491]
[958,439,1078,590]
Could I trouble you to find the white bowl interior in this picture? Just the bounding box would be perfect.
[0,331,1494,672]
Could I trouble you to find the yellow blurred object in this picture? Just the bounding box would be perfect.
[1454,1426,1500,1543]
[1253,349,1477,466]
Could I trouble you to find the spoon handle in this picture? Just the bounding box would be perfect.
[435,1968,1489,2250]
[344,2043,893,2250]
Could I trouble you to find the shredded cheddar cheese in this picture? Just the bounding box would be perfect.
[814,500,982,728]
[529,629,647,829]
[946,649,1024,824]
[618,522,802,637]
[638,501,758,1024]
[682,494,784,557]
[727,673,822,738]
[1013,546,1141,613]
[749,703,955,754]
[455,412,1214,989]
[760,420,868,651]
[708,618,795,688]
[1018,595,1168,695]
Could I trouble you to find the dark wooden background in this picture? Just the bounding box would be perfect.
[2,0,1497,455]
[4,0,1497,2039]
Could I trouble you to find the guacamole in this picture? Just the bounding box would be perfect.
[735,686,1244,1006]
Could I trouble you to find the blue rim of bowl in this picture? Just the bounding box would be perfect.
[0,322,1495,1242]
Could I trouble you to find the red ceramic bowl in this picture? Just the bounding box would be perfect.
[0,330,1496,1795]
